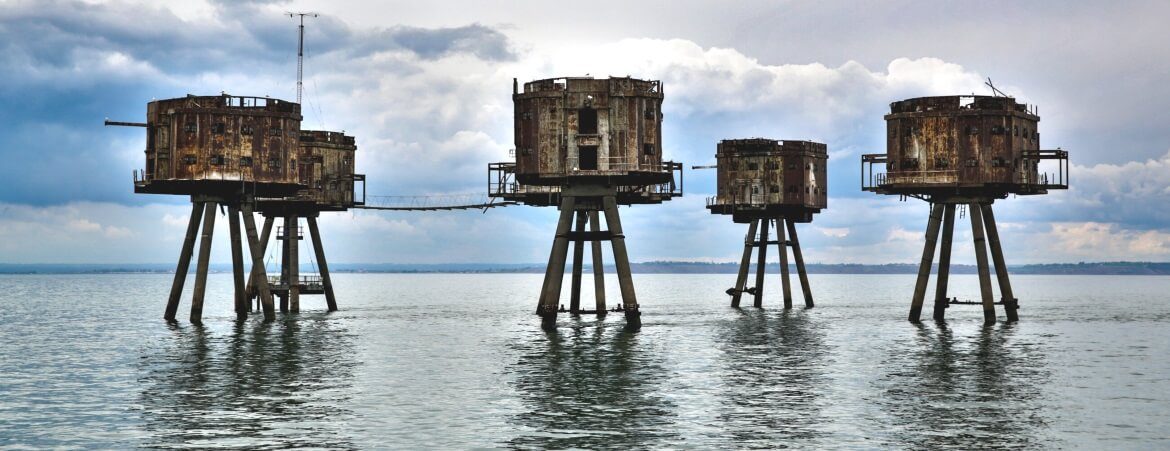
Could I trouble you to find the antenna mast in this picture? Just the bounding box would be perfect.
[287,12,318,105]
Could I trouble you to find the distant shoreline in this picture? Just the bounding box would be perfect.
[2,261,1168,275]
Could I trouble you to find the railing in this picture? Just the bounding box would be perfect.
[488,161,684,200]
[276,226,303,239]
[861,149,1070,192]
[133,169,149,185]
[267,274,323,288]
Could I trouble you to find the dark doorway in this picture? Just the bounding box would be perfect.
[579,146,598,170]
[578,108,598,134]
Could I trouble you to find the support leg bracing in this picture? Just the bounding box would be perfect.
[242,204,275,321]
[228,205,247,320]
[589,211,606,315]
[307,217,338,312]
[777,218,793,309]
[981,204,1018,322]
[731,220,758,308]
[602,196,640,330]
[165,202,205,321]
[190,202,217,324]
[933,204,956,321]
[538,197,577,330]
[786,219,814,308]
[245,216,273,305]
[909,203,944,322]
[969,203,997,325]
[569,211,587,314]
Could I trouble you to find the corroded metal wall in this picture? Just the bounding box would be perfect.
[711,139,827,218]
[513,76,666,185]
[140,94,302,195]
[296,130,358,209]
[885,95,1040,189]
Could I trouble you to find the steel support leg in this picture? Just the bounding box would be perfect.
[970,203,997,325]
[242,204,275,321]
[589,211,606,315]
[190,202,217,324]
[569,211,587,314]
[731,220,758,308]
[786,218,814,308]
[538,196,577,330]
[228,204,247,320]
[288,215,299,313]
[165,202,204,321]
[777,218,793,309]
[602,196,640,330]
[909,203,944,322]
[754,218,770,308]
[279,216,290,313]
[933,204,956,321]
[307,217,338,312]
[981,204,1018,322]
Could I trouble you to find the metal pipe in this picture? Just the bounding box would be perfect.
[589,211,606,315]
[786,218,814,308]
[909,203,944,322]
[731,220,758,308]
[981,204,1018,321]
[753,218,770,308]
[969,203,997,325]
[190,202,217,324]
[165,202,204,321]
[777,218,793,309]
[602,195,640,330]
[308,217,338,312]
[933,204,956,321]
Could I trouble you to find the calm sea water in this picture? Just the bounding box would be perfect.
[1,273,1168,449]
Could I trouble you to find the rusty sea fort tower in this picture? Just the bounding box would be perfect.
[704,138,828,309]
[106,94,364,323]
[862,95,1068,324]
[490,76,683,331]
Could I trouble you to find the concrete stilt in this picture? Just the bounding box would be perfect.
[969,203,997,325]
[307,217,338,312]
[786,219,814,308]
[190,202,217,324]
[731,220,758,308]
[589,211,606,315]
[228,204,247,320]
[165,202,204,321]
[279,216,290,313]
[538,196,577,330]
[909,203,944,322]
[569,211,587,314]
[933,204,956,321]
[288,215,300,313]
[241,203,275,321]
[602,195,640,330]
[245,216,274,305]
[777,218,793,309]
[753,218,770,308]
[981,204,1018,322]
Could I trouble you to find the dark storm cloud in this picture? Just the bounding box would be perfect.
[0,0,514,206]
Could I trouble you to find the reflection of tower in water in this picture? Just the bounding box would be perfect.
[507,325,678,448]
[714,310,829,445]
[137,319,358,448]
[870,324,1051,448]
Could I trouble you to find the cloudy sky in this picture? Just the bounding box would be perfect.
[1,0,1168,265]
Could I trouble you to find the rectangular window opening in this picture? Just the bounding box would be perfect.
[578,146,598,170]
[577,108,598,134]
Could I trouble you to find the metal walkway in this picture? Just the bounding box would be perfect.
[354,194,514,211]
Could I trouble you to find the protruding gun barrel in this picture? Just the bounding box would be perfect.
[104,119,148,127]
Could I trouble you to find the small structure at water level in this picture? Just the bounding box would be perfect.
[489,76,683,331]
[107,94,362,323]
[862,95,1068,324]
[707,138,827,309]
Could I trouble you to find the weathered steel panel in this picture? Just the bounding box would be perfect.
[710,138,828,221]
